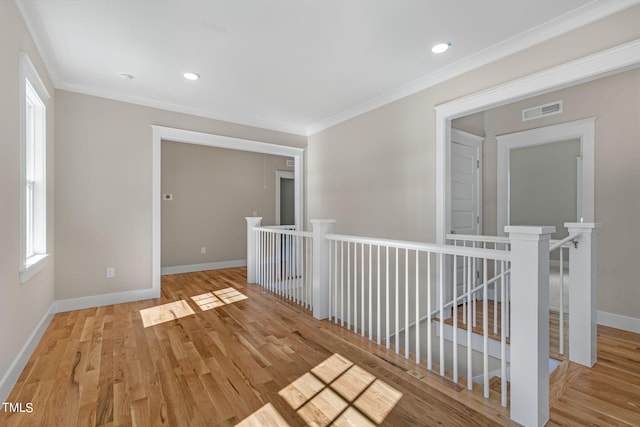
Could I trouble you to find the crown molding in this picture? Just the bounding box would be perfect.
[306,0,640,135]
[15,0,61,85]
[56,81,307,137]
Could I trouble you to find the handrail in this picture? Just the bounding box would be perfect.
[429,268,511,320]
[549,233,581,252]
[446,233,511,245]
[326,233,511,262]
[255,226,313,238]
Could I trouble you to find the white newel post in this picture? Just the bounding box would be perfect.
[565,222,601,367]
[245,217,263,284]
[311,219,335,320]
[505,225,555,427]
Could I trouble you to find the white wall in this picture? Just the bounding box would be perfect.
[0,1,56,397]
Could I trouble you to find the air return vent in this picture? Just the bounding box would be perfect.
[522,100,563,121]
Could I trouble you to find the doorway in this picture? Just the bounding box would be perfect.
[151,126,305,297]
[276,170,295,225]
[496,118,595,236]
[435,40,638,245]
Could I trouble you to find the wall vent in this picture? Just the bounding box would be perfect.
[522,100,563,122]
[286,159,295,167]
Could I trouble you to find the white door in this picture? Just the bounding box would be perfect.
[451,132,481,236]
[450,129,483,297]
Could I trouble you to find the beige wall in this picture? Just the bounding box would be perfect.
[55,90,305,300]
[161,142,293,267]
[459,67,640,319]
[307,6,640,319]
[0,1,56,390]
[509,139,580,240]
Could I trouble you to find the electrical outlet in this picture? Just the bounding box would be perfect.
[106,267,115,279]
[201,247,206,255]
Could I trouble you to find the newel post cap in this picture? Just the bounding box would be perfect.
[564,222,602,230]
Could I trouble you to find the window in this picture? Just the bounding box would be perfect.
[19,53,49,283]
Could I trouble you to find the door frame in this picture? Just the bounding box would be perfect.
[275,170,295,225]
[151,126,304,297]
[435,39,640,245]
[496,118,595,236]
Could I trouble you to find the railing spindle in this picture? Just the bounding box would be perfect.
[483,258,489,399]
[386,246,390,349]
[453,252,458,383]
[377,245,381,346]
[405,248,409,359]
[347,242,351,330]
[395,248,399,354]
[369,244,373,341]
[415,250,420,364]
[427,252,432,371]
[354,243,358,334]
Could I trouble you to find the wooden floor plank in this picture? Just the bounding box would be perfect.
[1,267,639,426]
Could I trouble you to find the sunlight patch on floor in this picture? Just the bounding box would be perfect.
[278,353,402,426]
[191,287,248,311]
[139,300,195,328]
[235,403,290,427]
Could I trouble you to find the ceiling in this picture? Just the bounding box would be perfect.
[16,0,638,136]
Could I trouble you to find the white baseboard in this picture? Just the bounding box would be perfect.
[52,288,159,313]
[161,259,246,275]
[598,310,640,334]
[0,304,55,403]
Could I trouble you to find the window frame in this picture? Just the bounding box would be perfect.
[19,52,50,284]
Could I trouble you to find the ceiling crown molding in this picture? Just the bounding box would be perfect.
[306,0,640,136]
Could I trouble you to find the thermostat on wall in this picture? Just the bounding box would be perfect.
[163,194,173,200]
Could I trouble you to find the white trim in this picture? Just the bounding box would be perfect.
[435,38,640,245]
[161,259,247,275]
[52,288,158,314]
[152,126,305,299]
[306,2,640,135]
[598,311,640,334]
[57,84,308,137]
[496,118,596,236]
[0,304,54,403]
[275,170,295,225]
[19,52,50,283]
[17,0,638,138]
[19,254,48,283]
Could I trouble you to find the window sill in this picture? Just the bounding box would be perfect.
[20,254,48,284]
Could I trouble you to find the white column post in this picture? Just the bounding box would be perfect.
[245,217,262,283]
[565,222,601,367]
[505,225,555,427]
[311,219,335,320]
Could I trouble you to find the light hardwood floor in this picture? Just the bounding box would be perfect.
[1,267,639,426]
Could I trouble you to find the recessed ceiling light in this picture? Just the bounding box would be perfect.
[431,43,451,54]
[184,72,200,80]
[119,73,134,80]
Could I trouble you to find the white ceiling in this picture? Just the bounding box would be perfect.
[16,0,639,136]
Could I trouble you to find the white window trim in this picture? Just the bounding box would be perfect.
[19,52,50,284]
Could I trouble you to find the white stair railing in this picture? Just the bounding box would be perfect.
[325,233,512,406]
[548,234,578,355]
[246,218,600,427]
[248,218,315,310]
[447,234,511,339]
